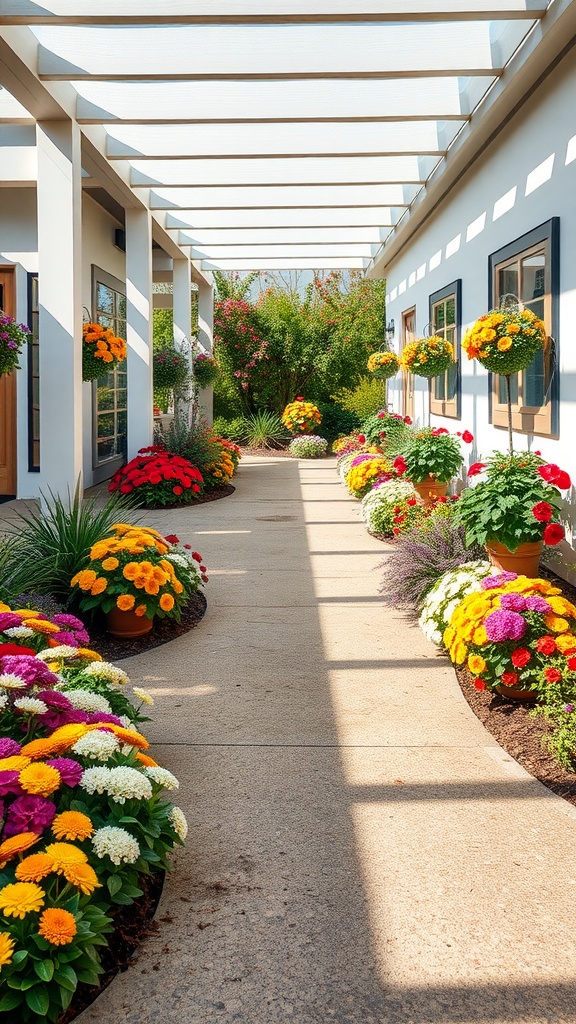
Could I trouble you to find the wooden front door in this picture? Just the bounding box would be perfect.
[401,307,416,420]
[0,268,17,496]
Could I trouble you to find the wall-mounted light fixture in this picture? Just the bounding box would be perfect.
[385,318,395,340]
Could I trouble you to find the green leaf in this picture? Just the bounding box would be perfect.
[106,874,123,897]
[53,964,77,992]
[25,986,50,1016]
[34,960,54,983]
[0,991,23,1011]
[112,891,136,906]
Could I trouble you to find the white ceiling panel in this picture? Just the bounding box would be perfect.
[176,227,382,245]
[163,208,398,229]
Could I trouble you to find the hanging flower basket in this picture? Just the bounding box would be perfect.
[82,322,127,382]
[193,352,219,388]
[399,335,454,378]
[153,348,190,391]
[462,307,546,375]
[367,350,400,380]
[281,398,322,434]
[0,313,31,378]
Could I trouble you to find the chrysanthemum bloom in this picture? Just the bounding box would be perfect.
[52,810,94,842]
[15,852,54,883]
[106,725,149,750]
[511,648,532,668]
[19,763,61,798]
[3,795,56,838]
[61,861,100,895]
[0,931,15,969]
[135,752,158,767]
[484,609,526,642]
[143,766,179,790]
[132,687,154,706]
[0,832,40,865]
[92,825,140,865]
[44,842,88,872]
[45,758,83,787]
[536,635,557,655]
[544,667,563,684]
[0,754,30,772]
[0,881,45,918]
[168,806,188,842]
[38,907,77,946]
[66,689,113,715]
[0,738,22,759]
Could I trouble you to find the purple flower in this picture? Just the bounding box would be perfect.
[564,705,574,714]
[88,712,123,727]
[350,453,377,467]
[4,794,56,836]
[41,708,89,731]
[0,613,25,631]
[499,593,527,612]
[0,771,22,797]
[52,631,80,648]
[0,738,22,758]
[481,572,519,590]
[52,613,86,631]
[485,609,527,642]
[0,655,58,688]
[525,597,553,614]
[36,690,74,711]
[45,757,83,787]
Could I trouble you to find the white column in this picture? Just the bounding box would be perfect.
[197,277,215,426]
[37,119,83,497]
[126,208,153,457]
[172,257,192,425]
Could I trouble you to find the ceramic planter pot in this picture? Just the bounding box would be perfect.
[485,539,543,579]
[495,681,538,702]
[413,476,448,505]
[107,606,154,639]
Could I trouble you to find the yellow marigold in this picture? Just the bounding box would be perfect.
[45,843,88,872]
[0,932,15,970]
[0,882,45,919]
[155,542,170,555]
[443,625,456,647]
[51,811,94,842]
[91,577,107,596]
[61,862,100,895]
[173,580,184,595]
[160,593,175,612]
[106,725,149,750]
[116,594,136,611]
[555,634,576,654]
[15,852,54,883]
[0,603,11,613]
[548,596,576,618]
[497,338,513,352]
[152,567,169,585]
[134,604,148,617]
[453,641,468,665]
[123,562,141,581]
[19,763,61,798]
[75,569,98,592]
[506,323,521,334]
[480,328,497,342]
[544,615,570,634]
[468,654,487,675]
[473,625,488,646]
[0,832,40,865]
[38,907,77,946]
[111,523,132,534]
[102,557,120,571]
[26,619,60,635]
[0,755,31,772]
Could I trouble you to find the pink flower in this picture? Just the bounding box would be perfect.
[484,609,526,642]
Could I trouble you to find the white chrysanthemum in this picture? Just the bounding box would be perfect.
[13,697,49,715]
[4,626,34,639]
[119,715,133,729]
[168,806,188,842]
[106,766,153,804]
[419,560,492,647]
[0,694,8,710]
[0,673,27,690]
[72,730,120,761]
[36,645,79,661]
[65,688,113,714]
[165,552,189,568]
[82,661,129,686]
[132,687,154,707]
[92,826,140,866]
[79,766,112,795]
[143,766,179,791]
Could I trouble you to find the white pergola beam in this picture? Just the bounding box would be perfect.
[188,244,377,259]
[0,1,547,23]
[201,258,370,270]
[147,184,416,210]
[164,208,399,229]
[177,227,384,245]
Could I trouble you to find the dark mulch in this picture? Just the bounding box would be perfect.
[58,871,165,1024]
[86,591,207,662]
[141,483,235,508]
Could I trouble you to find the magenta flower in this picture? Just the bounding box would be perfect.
[0,771,22,797]
[41,708,89,732]
[45,758,83,787]
[525,596,553,613]
[0,613,25,631]
[485,609,526,642]
[51,631,80,648]
[499,593,527,612]
[36,690,74,711]
[351,453,376,467]
[52,613,86,632]
[0,738,22,758]
[88,712,123,727]
[0,655,58,688]
[480,572,519,590]
[4,794,56,836]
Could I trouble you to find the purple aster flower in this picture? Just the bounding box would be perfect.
[52,613,86,632]
[51,631,80,648]
[564,705,574,713]
[525,597,553,614]
[481,572,519,590]
[485,609,527,642]
[88,712,123,727]
[0,738,22,758]
[351,453,377,467]
[500,593,527,612]
[0,655,58,688]
[0,771,22,797]
[45,757,83,787]
[0,613,25,631]
[4,794,56,836]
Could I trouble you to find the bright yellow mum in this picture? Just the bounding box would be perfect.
[19,763,61,797]
[0,882,45,919]
[51,811,94,842]
[0,932,15,970]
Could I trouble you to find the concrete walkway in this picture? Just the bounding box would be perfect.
[65,455,576,1024]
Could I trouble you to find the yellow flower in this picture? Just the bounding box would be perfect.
[116,594,136,611]
[76,647,103,661]
[15,853,54,883]
[506,323,521,335]
[544,615,570,634]
[106,724,149,750]
[0,932,15,970]
[45,843,88,873]
[468,654,487,675]
[19,763,61,798]
[555,634,576,653]
[0,882,45,919]
[102,557,120,571]
[61,862,100,895]
[473,626,488,646]
[51,811,94,842]
[133,687,154,706]
[0,755,31,772]
[123,562,141,581]
[453,641,468,665]
[75,569,97,591]
[38,907,77,946]
[497,337,513,352]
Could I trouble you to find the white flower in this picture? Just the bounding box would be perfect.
[165,553,189,568]
[13,697,48,715]
[92,826,140,866]
[0,674,27,690]
[79,766,112,795]
[0,694,8,710]
[119,715,133,729]
[132,687,154,707]
[106,766,153,804]
[72,731,120,761]
[83,661,129,686]
[143,766,179,791]
[419,561,492,648]
[4,626,34,639]
[36,645,79,661]
[65,688,112,715]
[168,806,188,842]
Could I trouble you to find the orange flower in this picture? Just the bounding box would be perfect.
[19,738,55,760]
[15,852,54,883]
[19,763,61,798]
[135,752,159,767]
[0,833,40,867]
[51,811,94,842]
[106,725,149,750]
[91,577,108,595]
[61,862,100,895]
[134,604,148,617]
[38,908,77,946]
[0,755,31,772]
[116,594,136,611]
[26,619,60,635]
[160,594,174,612]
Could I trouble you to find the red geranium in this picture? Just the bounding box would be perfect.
[404,416,412,425]
[407,498,417,507]
[501,671,518,687]
[543,522,565,546]
[467,462,486,477]
[164,534,179,544]
[511,648,531,668]
[536,635,557,655]
[544,667,562,684]
[393,456,407,475]
[567,657,576,671]
[357,434,366,444]
[538,464,572,490]
[473,678,486,691]
[532,501,553,523]
[461,430,474,443]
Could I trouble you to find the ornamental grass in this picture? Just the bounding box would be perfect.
[0,605,188,1023]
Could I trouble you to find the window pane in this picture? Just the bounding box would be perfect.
[498,266,519,306]
[445,297,455,327]
[94,278,128,466]
[97,314,114,331]
[522,254,545,302]
[524,349,545,408]
[97,384,114,411]
[96,283,114,315]
[435,371,447,400]
[434,301,445,330]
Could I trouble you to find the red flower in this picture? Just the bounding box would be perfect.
[473,678,486,691]
[119,484,133,494]
[536,635,557,655]
[184,544,192,550]
[200,565,207,572]
[393,456,407,475]
[392,527,401,535]
[511,648,532,668]
[164,534,179,544]
[467,462,486,477]
[450,494,459,501]
[0,643,36,657]
[404,416,412,425]
[377,412,385,419]
[357,434,366,444]
[379,432,386,438]
[543,522,565,546]
[501,671,519,687]
[295,396,304,401]
[431,427,449,436]
[192,552,202,562]
[567,657,576,671]
[538,464,572,489]
[545,667,562,684]
[172,486,183,496]
[461,430,474,444]
[532,501,553,523]
[393,515,405,524]
[407,498,417,507]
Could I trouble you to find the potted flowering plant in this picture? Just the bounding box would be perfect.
[109,445,203,507]
[153,348,190,392]
[193,352,219,388]
[399,335,454,378]
[82,322,127,382]
[444,570,576,702]
[344,454,392,499]
[281,397,322,435]
[70,525,207,637]
[398,427,472,503]
[361,410,413,451]
[0,313,31,377]
[454,452,569,576]
[366,351,400,379]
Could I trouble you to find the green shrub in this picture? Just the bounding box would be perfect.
[158,415,221,476]
[332,377,388,421]
[213,416,248,442]
[243,410,290,449]
[315,402,360,443]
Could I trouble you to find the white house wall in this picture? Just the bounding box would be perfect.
[383,47,576,573]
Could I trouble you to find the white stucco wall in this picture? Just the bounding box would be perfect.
[382,48,576,576]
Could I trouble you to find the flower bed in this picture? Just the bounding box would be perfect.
[109,447,204,507]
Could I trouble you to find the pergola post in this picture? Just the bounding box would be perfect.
[197,276,214,426]
[126,207,154,457]
[36,118,83,499]
[172,256,193,425]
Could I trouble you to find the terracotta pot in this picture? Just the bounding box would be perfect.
[106,606,154,639]
[485,539,543,579]
[495,681,538,703]
[413,476,448,505]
